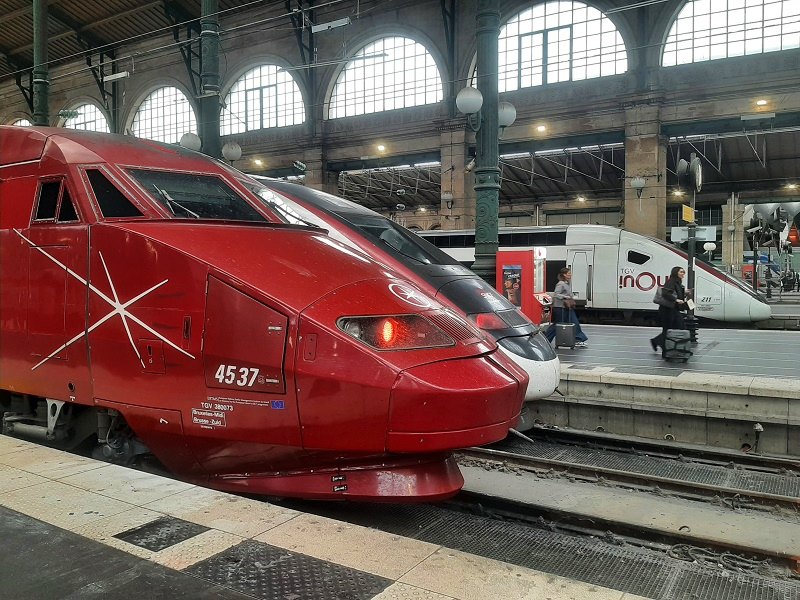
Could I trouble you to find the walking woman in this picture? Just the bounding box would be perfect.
[546,267,588,347]
[650,266,688,355]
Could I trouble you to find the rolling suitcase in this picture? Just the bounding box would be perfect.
[554,309,576,349]
[663,329,692,362]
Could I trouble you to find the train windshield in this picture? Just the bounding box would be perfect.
[128,169,269,222]
[338,213,457,266]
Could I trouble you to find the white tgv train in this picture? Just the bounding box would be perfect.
[418,225,771,323]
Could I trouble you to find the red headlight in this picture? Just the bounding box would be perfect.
[470,312,508,331]
[337,314,455,350]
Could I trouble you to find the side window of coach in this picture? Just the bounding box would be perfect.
[86,169,143,218]
[33,180,80,223]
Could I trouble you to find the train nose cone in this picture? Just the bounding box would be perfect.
[496,333,560,401]
[750,300,772,322]
[385,354,524,453]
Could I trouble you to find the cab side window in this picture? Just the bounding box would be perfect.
[627,250,651,265]
[57,188,79,222]
[34,181,61,221]
[86,169,143,218]
[33,180,80,223]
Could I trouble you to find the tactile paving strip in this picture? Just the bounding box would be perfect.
[185,539,392,600]
[114,516,210,552]
[496,438,800,498]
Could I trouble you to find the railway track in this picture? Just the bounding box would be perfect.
[458,427,800,513]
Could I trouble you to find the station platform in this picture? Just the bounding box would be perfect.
[537,323,800,456]
[0,436,645,600]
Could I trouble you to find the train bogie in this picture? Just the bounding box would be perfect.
[0,127,527,501]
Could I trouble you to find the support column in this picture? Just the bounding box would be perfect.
[624,104,666,238]
[301,148,324,190]
[199,0,222,158]
[722,196,745,275]
[471,0,501,283]
[440,128,476,230]
[32,0,49,126]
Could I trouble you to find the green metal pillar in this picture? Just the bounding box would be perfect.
[471,0,501,284]
[200,0,222,158]
[32,0,49,126]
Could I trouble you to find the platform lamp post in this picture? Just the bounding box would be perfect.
[677,154,703,344]
[453,0,516,285]
[703,242,716,262]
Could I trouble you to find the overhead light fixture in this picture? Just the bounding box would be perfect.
[741,112,775,121]
[311,16,351,33]
[58,109,81,119]
[673,189,684,196]
[103,70,130,83]
[755,99,768,106]
[376,144,386,153]
[536,125,547,133]
[576,196,586,202]
[254,159,263,166]
[630,176,646,199]
[787,183,798,190]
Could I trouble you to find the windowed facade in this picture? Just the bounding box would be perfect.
[329,36,443,118]
[221,65,305,135]
[663,0,800,66]
[131,86,197,144]
[62,103,110,132]
[498,2,627,92]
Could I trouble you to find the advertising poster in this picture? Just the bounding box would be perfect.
[502,264,522,306]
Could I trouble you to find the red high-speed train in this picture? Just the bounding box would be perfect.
[0,127,527,501]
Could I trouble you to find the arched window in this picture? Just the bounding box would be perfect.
[131,86,197,144]
[11,118,32,126]
[329,36,443,118]
[498,2,627,91]
[221,65,305,135]
[62,103,110,132]
[663,0,800,66]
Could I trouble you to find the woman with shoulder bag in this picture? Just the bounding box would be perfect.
[546,267,588,347]
[650,266,688,354]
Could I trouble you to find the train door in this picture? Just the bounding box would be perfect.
[24,178,92,403]
[567,247,593,306]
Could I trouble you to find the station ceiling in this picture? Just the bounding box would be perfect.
[2,0,798,213]
[335,127,800,212]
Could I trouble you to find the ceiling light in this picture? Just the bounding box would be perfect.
[254,159,263,166]
[756,99,768,106]
[376,144,386,152]
[577,196,586,202]
[787,183,798,190]
[673,189,684,196]
[418,207,427,213]
[536,125,546,133]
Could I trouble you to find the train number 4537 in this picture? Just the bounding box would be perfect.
[214,364,260,387]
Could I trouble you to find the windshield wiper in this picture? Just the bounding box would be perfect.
[261,197,320,229]
[153,185,200,219]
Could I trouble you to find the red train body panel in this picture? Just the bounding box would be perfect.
[0,127,526,501]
